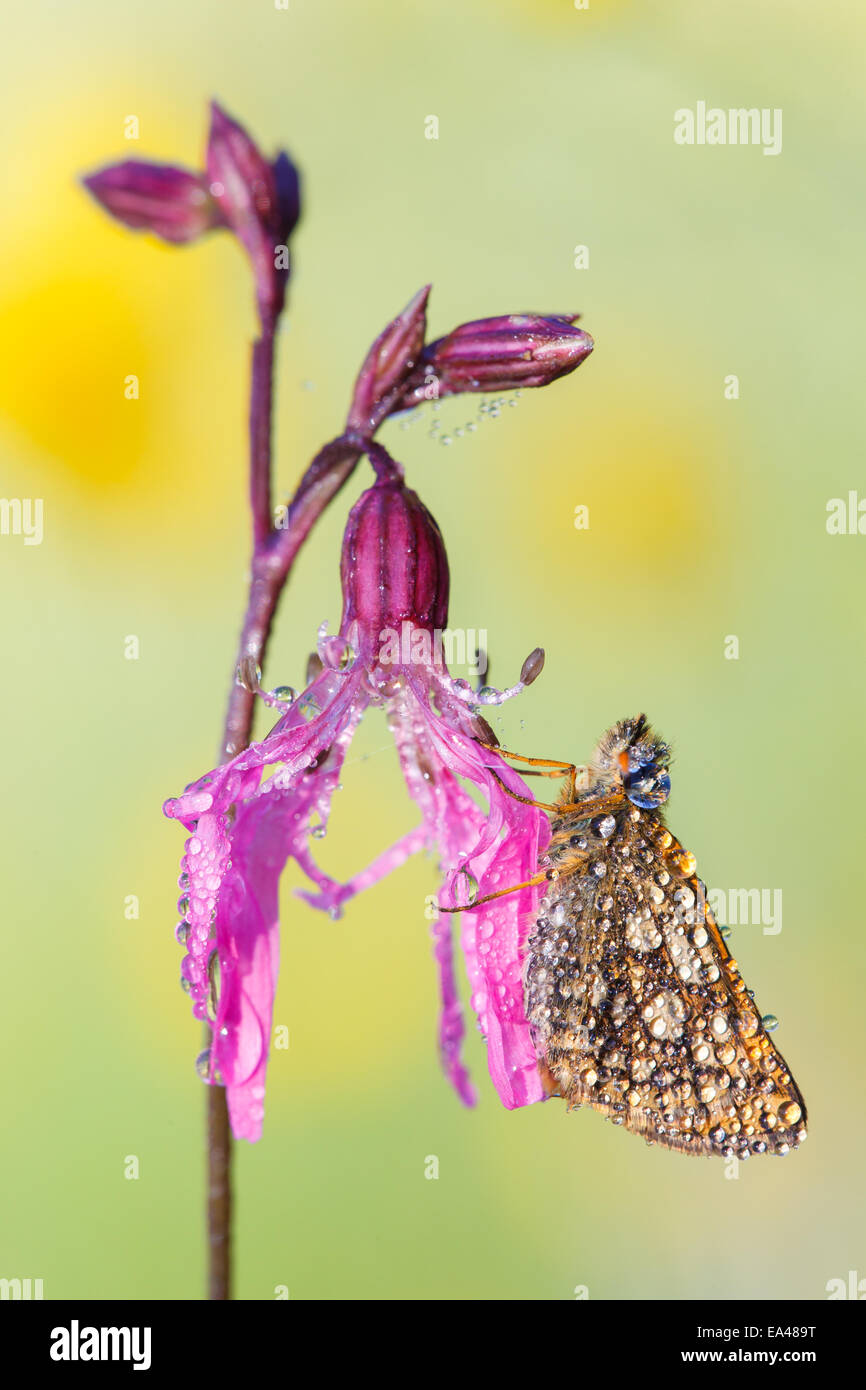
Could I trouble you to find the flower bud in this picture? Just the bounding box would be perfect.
[82,161,224,244]
[206,102,300,319]
[347,286,430,435]
[340,476,449,663]
[397,313,593,408]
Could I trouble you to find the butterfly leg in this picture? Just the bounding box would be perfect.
[475,741,580,806]
[476,740,576,777]
[436,869,550,914]
[486,766,617,817]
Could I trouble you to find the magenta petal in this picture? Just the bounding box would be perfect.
[211,797,285,1143]
[165,668,369,1141]
[432,908,476,1106]
[410,687,550,1109]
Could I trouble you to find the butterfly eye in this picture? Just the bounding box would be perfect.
[623,765,671,809]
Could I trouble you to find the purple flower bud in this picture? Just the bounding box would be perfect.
[206,101,300,319]
[346,286,430,435]
[397,313,593,408]
[82,161,224,244]
[340,472,449,663]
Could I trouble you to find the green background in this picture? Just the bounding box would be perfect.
[1,0,863,1300]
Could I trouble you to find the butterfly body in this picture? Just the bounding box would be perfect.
[524,716,807,1159]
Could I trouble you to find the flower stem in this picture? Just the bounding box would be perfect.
[207,1086,233,1300]
[249,314,276,545]
[208,346,367,1295]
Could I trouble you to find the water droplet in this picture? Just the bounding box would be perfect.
[591,814,616,840]
[195,1048,212,1080]
[208,951,221,1022]
[440,435,453,446]
[320,635,355,671]
[311,824,327,839]
[456,867,479,905]
[177,872,190,890]
[180,976,191,994]
[762,1013,779,1032]
[175,922,190,945]
[270,685,297,706]
[177,896,190,917]
[235,656,261,692]
[721,926,733,940]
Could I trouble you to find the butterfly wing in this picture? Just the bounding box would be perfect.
[525,805,807,1158]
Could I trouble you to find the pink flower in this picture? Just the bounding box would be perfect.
[164,446,549,1140]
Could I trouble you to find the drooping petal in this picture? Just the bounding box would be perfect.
[405,671,551,1109]
[165,666,368,1140]
[297,823,429,917]
[384,681,485,1101]
[431,904,476,1107]
[212,707,361,1140]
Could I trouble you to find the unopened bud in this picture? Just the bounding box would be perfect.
[82,161,224,244]
[340,472,449,662]
[397,314,592,409]
[347,286,430,435]
[206,102,300,319]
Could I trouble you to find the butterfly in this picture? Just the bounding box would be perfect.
[489,715,807,1159]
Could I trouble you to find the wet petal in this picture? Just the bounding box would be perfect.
[165,667,367,1140]
[406,674,550,1109]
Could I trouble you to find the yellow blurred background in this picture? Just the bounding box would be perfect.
[1,0,863,1299]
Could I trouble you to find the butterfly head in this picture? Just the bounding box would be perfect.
[593,714,671,810]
